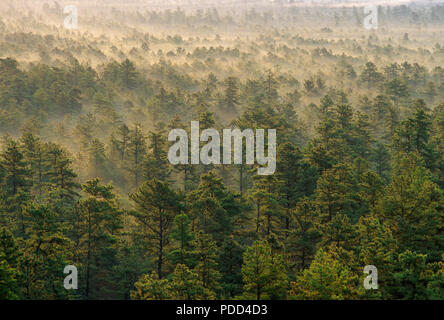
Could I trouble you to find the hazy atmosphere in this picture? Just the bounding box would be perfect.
[0,0,442,301]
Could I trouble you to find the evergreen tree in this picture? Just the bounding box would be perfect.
[130,179,182,279]
[250,173,280,238]
[126,124,147,188]
[264,69,278,108]
[20,133,50,198]
[217,236,243,299]
[393,103,435,170]
[113,124,130,166]
[389,250,431,299]
[119,59,138,89]
[169,264,214,300]
[375,154,443,260]
[45,143,79,210]
[0,139,31,235]
[224,76,239,113]
[168,115,200,192]
[192,231,221,295]
[288,199,320,271]
[86,138,107,178]
[277,142,318,240]
[241,240,287,300]
[19,204,73,299]
[189,172,247,245]
[288,248,363,300]
[355,214,397,299]
[131,271,171,300]
[0,139,30,196]
[0,252,17,299]
[168,213,195,268]
[0,227,18,299]
[144,122,171,181]
[75,179,123,299]
[359,62,383,89]
[315,164,358,222]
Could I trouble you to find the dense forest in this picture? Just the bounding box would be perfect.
[0,1,443,300]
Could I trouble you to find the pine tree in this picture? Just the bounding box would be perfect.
[0,139,30,197]
[315,164,357,222]
[192,231,221,295]
[250,173,280,238]
[217,236,243,299]
[431,103,444,188]
[389,250,430,299]
[0,227,18,299]
[130,179,182,279]
[169,264,214,300]
[113,124,130,166]
[0,227,18,268]
[76,179,123,299]
[119,59,138,89]
[359,62,383,89]
[87,138,107,178]
[392,102,435,170]
[20,133,50,198]
[356,169,384,213]
[168,213,195,268]
[224,76,239,113]
[45,143,79,209]
[126,124,147,188]
[264,69,278,108]
[277,142,318,240]
[144,122,171,181]
[371,143,391,182]
[19,204,73,299]
[0,253,17,299]
[131,271,171,300]
[355,214,397,299]
[189,172,247,245]
[0,139,31,235]
[317,212,356,251]
[288,248,363,300]
[241,240,287,300]
[168,115,199,192]
[319,95,334,118]
[375,154,443,260]
[288,199,320,271]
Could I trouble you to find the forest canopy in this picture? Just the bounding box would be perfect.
[0,1,443,300]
